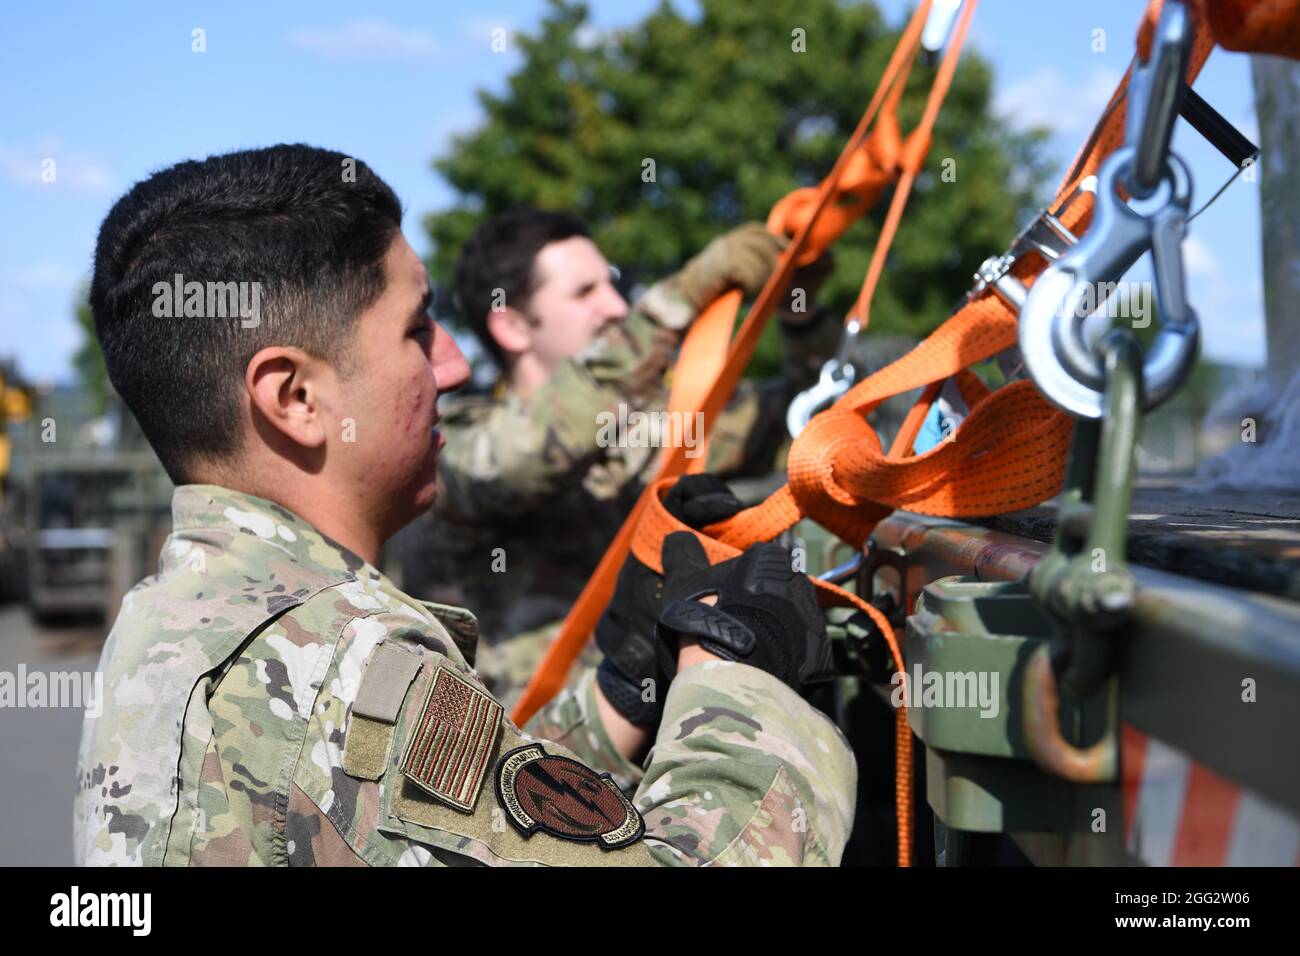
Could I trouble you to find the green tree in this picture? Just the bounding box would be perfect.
[425,0,1051,374]
[73,283,111,414]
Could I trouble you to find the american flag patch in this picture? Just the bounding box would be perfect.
[399,666,502,812]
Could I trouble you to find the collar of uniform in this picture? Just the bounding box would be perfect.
[170,484,368,581]
[170,484,484,665]
[417,599,481,667]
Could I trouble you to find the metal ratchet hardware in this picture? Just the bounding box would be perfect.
[1018,0,1200,420]
[969,176,1097,313]
[787,143,1097,439]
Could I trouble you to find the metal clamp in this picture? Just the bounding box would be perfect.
[786,318,863,437]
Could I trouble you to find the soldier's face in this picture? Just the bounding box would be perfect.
[337,234,469,528]
[524,237,629,373]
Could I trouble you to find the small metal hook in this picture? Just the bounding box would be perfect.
[786,319,863,437]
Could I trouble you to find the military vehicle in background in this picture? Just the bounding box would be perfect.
[0,360,35,602]
[2,378,171,622]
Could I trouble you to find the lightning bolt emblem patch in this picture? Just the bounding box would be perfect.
[494,744,645,849]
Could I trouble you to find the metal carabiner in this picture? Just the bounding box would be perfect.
[1019,146,1200,418]
[1126,0,1194,199]
[786,318,862,437]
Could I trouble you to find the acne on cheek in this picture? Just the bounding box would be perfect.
[383,384,436,484]
[398,378,431,437]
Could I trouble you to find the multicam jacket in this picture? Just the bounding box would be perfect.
[74,485,857,866]
[428,295,841,705]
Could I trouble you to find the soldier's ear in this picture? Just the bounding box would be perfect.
[485,306,534,359]
[245,346,330,453]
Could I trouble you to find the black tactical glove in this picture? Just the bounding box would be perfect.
[654,537,834,693]
[594,475,745,727]
[662,473,747,528]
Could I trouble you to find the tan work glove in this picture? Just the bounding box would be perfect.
[640,222,784,330]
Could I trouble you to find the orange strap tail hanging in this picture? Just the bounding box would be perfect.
[513,0,1219,867]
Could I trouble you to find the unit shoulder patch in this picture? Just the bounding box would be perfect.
[399,665,502,812]
[494,744,645,850]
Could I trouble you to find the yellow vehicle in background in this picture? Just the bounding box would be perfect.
[0,361,34,601]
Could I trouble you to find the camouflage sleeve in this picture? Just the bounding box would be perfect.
[635,660,857,866]
[529,655,859,866]
[292,608,852,867]
[523,667,646,794]
[289,610,662,867]
[436,310,679,521]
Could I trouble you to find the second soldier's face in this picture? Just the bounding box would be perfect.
[334,233,469,533]
[524,237,630,373]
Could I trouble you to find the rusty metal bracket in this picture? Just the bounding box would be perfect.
[1022,330,1144,784]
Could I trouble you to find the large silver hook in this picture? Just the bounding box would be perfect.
[1018,147,1199,419]
[1017,1,1199,419]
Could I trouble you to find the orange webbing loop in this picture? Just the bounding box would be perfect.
[660,0,941,481]
[765,4,933,269]
[707,1,1216,556]
[850,0,973,330]
[660,289,743,475]
[514,0,972,869]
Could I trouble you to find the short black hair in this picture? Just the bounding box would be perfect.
[453,207,590,367]
[90,144,402,484]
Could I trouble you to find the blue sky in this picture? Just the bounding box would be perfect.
[0,0,1266,384]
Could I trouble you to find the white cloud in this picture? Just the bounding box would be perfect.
[458,16,518,44]
[1176,234,1267,367]
[1182,233,1220,280]
[0,138,115,194]
[289,20,438,61]
[995,66,1123,137]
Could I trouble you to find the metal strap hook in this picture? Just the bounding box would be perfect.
[786,318,863,437]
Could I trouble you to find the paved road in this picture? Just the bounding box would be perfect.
[0,603,106,865]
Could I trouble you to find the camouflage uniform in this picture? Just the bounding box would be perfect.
[430,289,841,706]
[74,485,856,866]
